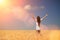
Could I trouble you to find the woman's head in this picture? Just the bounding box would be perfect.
[37,16,41,25]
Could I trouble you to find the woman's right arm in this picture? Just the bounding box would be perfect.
[30,13,36,22]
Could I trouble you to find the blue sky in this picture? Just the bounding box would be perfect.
[26,0,60,26]
[41,0,60,26]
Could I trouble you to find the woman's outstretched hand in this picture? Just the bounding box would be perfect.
[45,13,48,17]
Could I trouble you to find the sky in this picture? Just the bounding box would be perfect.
[25,0,60,25]
[0,0,60,29]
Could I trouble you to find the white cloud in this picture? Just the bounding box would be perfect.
[24,5,32,10]
[24,5,45,10]
[39,6,45,10]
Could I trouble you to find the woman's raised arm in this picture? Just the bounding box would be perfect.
[41,13,48,21]
[30,13,36,21]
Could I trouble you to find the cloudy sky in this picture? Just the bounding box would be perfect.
[0,0,60,29]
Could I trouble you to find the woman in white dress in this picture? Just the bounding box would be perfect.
[31,13,48,33]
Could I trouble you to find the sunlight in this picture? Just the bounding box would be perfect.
[0,0,9,7]
[0,0,4,4]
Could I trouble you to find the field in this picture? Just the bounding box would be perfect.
[0,30,60,40]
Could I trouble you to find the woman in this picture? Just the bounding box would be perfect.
[31,13,48,33]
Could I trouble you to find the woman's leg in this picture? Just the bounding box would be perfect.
[37,30,40,33]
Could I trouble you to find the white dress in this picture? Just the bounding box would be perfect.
[36,22,40,30]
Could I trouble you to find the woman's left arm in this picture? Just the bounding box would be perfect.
[41,13,48,21]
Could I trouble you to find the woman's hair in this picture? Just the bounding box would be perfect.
[37,16,41,26]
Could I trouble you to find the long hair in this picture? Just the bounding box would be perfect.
[37,16,41,26]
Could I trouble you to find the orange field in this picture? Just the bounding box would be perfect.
[0,30,60,40]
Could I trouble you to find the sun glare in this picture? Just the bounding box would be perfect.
[0,0,4,4]
[0,0,9,6]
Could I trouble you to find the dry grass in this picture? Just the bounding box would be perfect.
[0,30,60,40]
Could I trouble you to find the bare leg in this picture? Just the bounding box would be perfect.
[37,30,42,36]
[37,30,40,33]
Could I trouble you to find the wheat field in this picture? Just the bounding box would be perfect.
[0,30,60,40]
